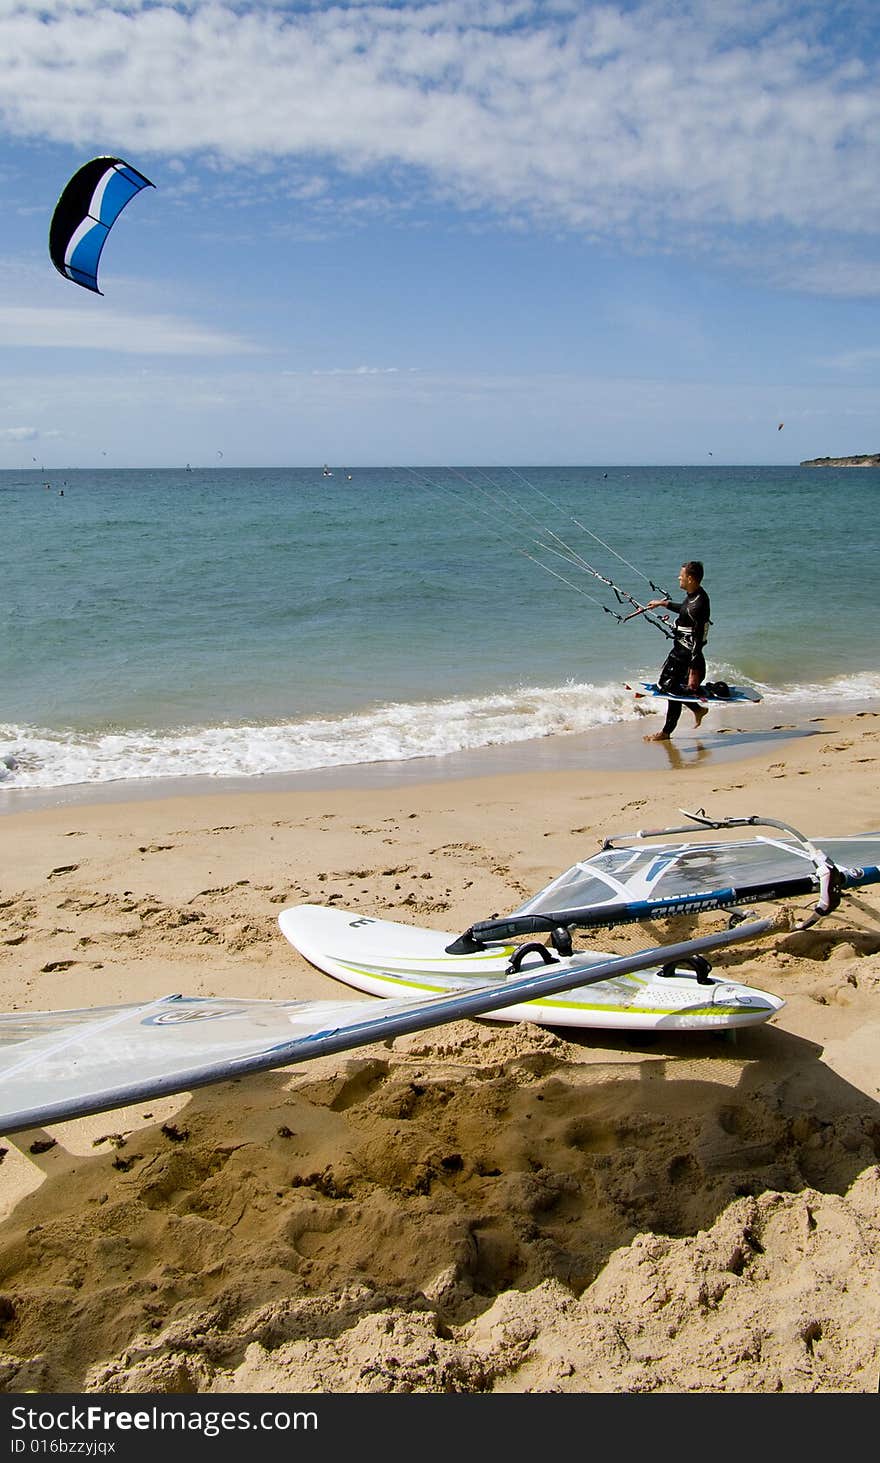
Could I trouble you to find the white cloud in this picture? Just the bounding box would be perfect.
[0,424,38,441]
[0,0,877,267]
[0,304,265,354]
[310,365,402,375]
[1,361,877,467]
[814,346,880,371]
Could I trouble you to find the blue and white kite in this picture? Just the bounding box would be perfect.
[49,156,154,294]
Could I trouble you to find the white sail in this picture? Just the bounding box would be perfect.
[0,919,773,1135]
[453,818,880,946]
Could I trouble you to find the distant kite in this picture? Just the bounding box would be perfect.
[49,157,154,294]
[777,422,784,431]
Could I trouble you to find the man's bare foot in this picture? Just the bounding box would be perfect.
[643,731,671,741]
[692,706,707,728]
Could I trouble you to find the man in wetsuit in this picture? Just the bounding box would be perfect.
[643,561,711,742]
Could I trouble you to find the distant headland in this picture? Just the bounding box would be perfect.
[800,453,880,467]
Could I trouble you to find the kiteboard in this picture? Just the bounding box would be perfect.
[629,681,763,707]
[278,904,784,1033]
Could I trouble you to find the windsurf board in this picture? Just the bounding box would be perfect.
[278,904,784,1032]
[0,915,778,1134]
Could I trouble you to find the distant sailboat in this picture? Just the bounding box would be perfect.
[322,463,333,477]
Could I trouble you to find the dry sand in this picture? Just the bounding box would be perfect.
[0,710,879,1394]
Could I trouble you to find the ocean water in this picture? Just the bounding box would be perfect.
[1,464,878,794]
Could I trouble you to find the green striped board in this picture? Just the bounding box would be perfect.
[278,905,783,1033]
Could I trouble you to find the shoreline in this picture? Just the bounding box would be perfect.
[0,693,859,817]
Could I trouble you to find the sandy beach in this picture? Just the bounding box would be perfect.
[0,709,879,1394]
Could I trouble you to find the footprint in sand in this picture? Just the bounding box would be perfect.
[47,865,78,879]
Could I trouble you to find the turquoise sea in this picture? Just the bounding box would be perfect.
[1,464,878,796]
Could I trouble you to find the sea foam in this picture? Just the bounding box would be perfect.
[2,670,877,792]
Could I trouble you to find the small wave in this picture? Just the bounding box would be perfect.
[0,682,638,790]
[752,670,880,704]
[0,669,876,792]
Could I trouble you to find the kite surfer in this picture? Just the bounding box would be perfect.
[643,561,711,742]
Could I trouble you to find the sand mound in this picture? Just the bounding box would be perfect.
[1,1015,877,1394]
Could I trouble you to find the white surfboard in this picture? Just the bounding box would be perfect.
[278,905,784,1032]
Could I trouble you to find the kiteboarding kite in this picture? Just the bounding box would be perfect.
[49,156,154,294]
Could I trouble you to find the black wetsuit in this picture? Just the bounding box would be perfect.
[657,587,711,734]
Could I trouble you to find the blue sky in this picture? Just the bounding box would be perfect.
[1,0,878,468]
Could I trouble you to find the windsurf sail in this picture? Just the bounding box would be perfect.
[49,157,154,294]
[0,919,773,1136]
[447,813,880,952]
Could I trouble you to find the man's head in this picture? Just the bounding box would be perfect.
[679,560,704,591]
